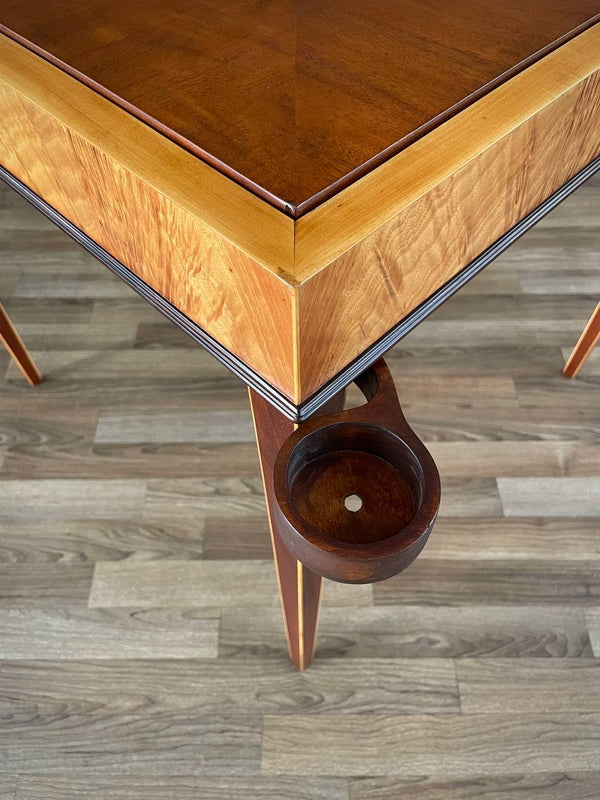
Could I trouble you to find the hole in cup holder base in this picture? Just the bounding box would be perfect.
[344,493,363,512]
[289,447,419,545]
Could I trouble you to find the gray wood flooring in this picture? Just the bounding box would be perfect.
[0,175,599,798]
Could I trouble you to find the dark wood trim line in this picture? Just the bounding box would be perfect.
[0,164,298,419]
[297,152,600,419]
[2,17,599,219]
[1,154,599,421]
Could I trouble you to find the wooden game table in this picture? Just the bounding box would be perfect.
[1,2,599,669]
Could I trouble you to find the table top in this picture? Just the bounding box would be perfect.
[1,9,599,419]
[1,0,598,215]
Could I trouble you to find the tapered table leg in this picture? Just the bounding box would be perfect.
[249,388,344,670]
[0,301,42,386]
[563,300,600,378]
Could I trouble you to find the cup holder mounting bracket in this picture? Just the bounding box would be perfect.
[273,358,441,584]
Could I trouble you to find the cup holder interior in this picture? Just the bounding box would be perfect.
[287,422,424,545]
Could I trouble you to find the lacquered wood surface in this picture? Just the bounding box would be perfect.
[273,361,440,584]
[249,388,322,671]
[294,24,600,278]
[0,35,294,277]
[0,34,297,400]
[249,387,347,669]
[2,27,599,407]
[1,0,599,213]
[1,177,600,796]
[2,20,600,409]
[296,58,600,398]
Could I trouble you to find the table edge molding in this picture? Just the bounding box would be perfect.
[0,164,297,420]
[2,154,598,421]
[297,153,600,418]
[2,25,598,287]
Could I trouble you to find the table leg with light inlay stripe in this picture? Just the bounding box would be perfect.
[0,300,42,386]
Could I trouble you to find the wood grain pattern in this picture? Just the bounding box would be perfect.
[498,477,600,517]
[220,605,591,660]
[0,479,146,522]
[0,776,16,800]
[515,373,600,411]
[350,773,600,800]
[0,711,263,775]
[0,34,298,399]
[294,23,600,272]
[0,607,220,659]
[2,0,598,212]
[140,476,268,521]
[202,517,272,560]
[517,372,600,408]
[296,59,600,398]
[373,560,600,607]
[586,610,600,657]
[0,34,293,267]
[0,658,458,716]
[251,386,352,668]
[418,518,600,561]
[2,29,600,404]
[10,776,348,800]
[0,521,206,563]
[262,713,600,775]
[88,560,371,609]
[249,388,322,670]
[0,564,93,607]
[0,440,259,480]
[94,410,255,445]
[456,659,600,713]
[426,442,600,478]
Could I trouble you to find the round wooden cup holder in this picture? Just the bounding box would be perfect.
[273,359,441,584]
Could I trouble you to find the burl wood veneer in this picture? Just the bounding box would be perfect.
[1,12,599,408]
[0,35,296,399]
[296,41,600,398]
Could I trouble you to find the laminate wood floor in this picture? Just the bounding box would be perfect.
[0,175,599,799]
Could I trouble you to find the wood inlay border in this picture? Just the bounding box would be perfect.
[2,25,599,281]
[0,37,297,399]
[1,9,598,217]
[294,23,600,276]
[0,33,293,276]
[295,60,600,399]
